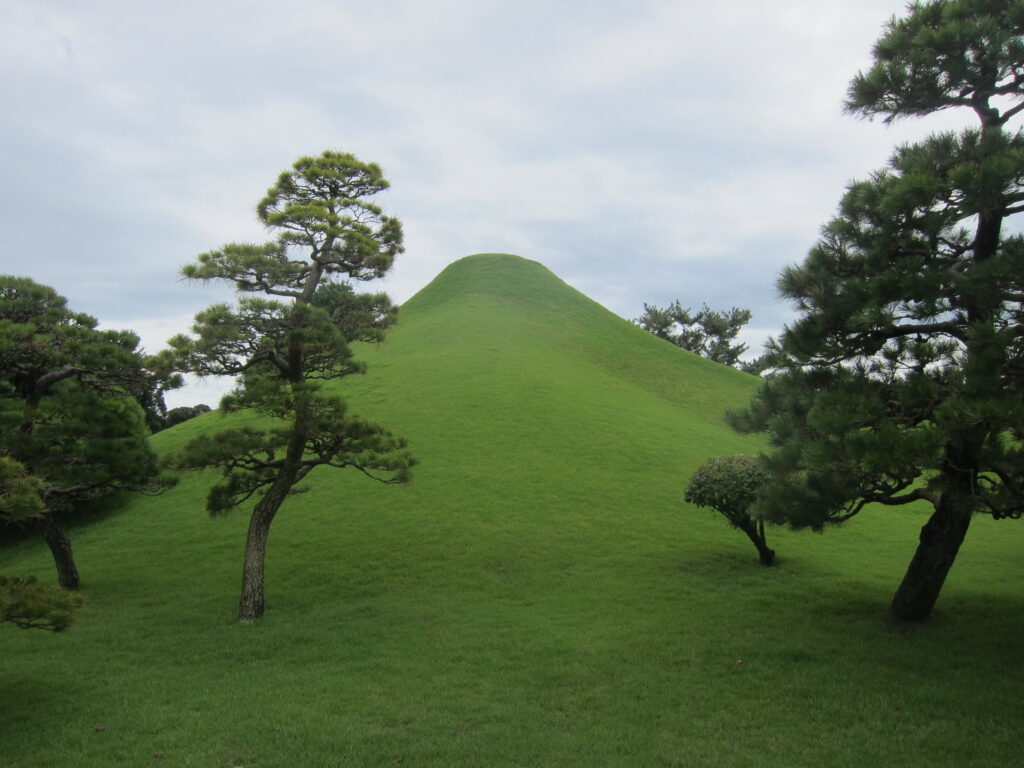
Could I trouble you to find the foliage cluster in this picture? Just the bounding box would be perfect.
[730,0,1024,620]
[636,301,763,371]
[151,403,212,432]
[684,455,774,565]
[0,275,176,591]
[0,575,79,631]
[168,151,415,622]
[0,457,80,630]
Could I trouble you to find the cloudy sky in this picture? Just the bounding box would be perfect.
[2,1,972,406]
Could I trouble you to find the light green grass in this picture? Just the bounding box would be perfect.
[2,254,1022,767]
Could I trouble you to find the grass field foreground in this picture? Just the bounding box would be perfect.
[1,254,1022,767]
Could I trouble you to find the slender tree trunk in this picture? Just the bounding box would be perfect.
[37,513,79,589]
[237,402,310,624]
[739,518,775,566]
[890,486,973,622]
[237,483,290,623]
[754,520,775,566]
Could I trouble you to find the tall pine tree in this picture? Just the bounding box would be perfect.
[170,151,415,623]
[730,0,1024,620]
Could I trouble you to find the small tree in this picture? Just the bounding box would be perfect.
[729,0,1024,620]
[169,150,415,623]
[636,302,751,367]
[0,276,176,588]
[684,455,775,565]
[0,457,80,630]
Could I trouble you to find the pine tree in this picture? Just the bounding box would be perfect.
[170,151,415,623]
[0,277,174,589]
[635,302,751,367]
[730,0,1024,620]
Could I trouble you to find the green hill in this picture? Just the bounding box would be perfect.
[2,253,1022,767]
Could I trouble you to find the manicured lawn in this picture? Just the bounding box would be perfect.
[2,255,1021,767]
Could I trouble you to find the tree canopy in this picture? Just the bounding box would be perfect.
[635,301,752,369]
[0,276,176,589]
[169,150,415,623]
[730,0,1024,620]
[684,455,775,565]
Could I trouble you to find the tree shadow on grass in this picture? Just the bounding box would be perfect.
[0,673,86,735]
[660,540,1024,666]
[0,491,136,549]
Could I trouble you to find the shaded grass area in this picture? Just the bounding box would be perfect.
[2,254,1022,766]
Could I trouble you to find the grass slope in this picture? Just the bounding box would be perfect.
[2,253,1022,767]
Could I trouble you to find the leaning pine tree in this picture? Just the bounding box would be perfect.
[170,151,415,623]
[729,0,1024,621]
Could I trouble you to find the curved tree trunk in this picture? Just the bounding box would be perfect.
[738,518,775,566]
[38,513,80,589]
[237,406,309,624]
[890,492,972,622]
[237,489,286,623]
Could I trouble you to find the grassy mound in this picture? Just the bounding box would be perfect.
[1,254,1021,767]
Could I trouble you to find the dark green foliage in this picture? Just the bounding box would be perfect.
[162,403,212,429]
[0,457,80,630]
[0,278,174,512]
[0,456,45,526]
[1,387,167,508]
[737,355,771,377]
[312,281,397,343]
[170,150,414,622]
[635,301,751,367]
[0,276,176,588]
[684,455,775,565]
[175,402,412,516]
[847,0,1024,124]
[0,575,80,631]
[730,0,1024,619]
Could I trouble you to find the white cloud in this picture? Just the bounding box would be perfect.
[1,0,1001,405]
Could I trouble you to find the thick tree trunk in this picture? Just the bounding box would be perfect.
[890,492,972,621]
[38,513,80,589]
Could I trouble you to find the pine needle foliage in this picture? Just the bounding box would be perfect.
[636,301,752,368]
[0,276,175,589]
[0,575,80,632]
[0,458,80,631]
[730,0,1024,620]
[169,151,415,622]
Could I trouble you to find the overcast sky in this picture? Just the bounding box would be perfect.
[2,1,973,407]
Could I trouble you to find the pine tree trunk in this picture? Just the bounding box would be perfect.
[890,491,972,621]
[237,493,281,623]
[236,409,309,623]
[38,513,79,589]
